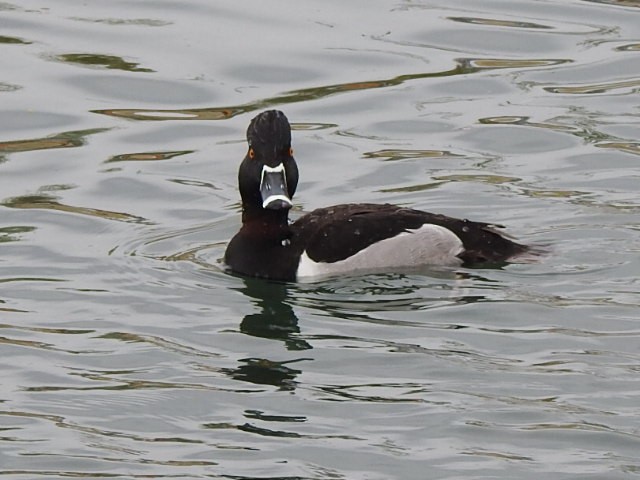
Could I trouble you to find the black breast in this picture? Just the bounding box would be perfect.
[224,220,303,281]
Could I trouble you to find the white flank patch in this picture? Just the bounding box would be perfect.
[296,223,464,280]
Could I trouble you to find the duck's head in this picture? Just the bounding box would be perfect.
[238,110,299,213]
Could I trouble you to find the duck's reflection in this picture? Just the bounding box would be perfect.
[223,357,303,392]
[226,271,493,391]
[239,277,311,351]
[224,277,311,391]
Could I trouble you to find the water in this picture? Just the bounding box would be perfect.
[1,0,639,478]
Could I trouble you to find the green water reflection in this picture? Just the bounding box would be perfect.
[93,58,570,121]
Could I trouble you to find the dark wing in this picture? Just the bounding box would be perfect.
[291,203,528,264]
[292,204,425,263]
[426,215,529,264]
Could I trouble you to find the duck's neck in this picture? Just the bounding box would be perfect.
[241,205,290,229]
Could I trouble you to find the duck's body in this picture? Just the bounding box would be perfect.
[224,110,531,282]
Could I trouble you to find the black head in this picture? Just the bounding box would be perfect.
[238,110,299,213]
[247,110,291,164]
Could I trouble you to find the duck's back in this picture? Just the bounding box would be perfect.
[292,203,528,267]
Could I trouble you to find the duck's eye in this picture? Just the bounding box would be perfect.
[288,147,294,156]
[248,147,255,159]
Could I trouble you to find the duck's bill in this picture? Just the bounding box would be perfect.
[260,164,293,210]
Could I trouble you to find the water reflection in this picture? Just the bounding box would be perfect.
[237,278,311,352]
[582,0,640,7]
[596,141,640,156]
[379,181,447,194]
[0,302,28,314]
[70,17,172,27]
[479,115,640,157]
[105,150,194,163]
[235,271,492,341]
[221,358,303,392]
[0,128,109,154]
[0,225,36,243]
[0,82,20,94]
[54,53,154,73]
[363,148,460,161]
[0,35,31,44]
[544,78,640,95]
[93,57,570,122]
[299,273,489,328]
[447,17,553,30]
[3,193,151,224]
[616,43,640,51]
[220,279,313,392]
[479,115,578,134]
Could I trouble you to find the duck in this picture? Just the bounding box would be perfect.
[224,110,532,281]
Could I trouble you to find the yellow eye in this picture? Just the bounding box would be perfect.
[289,147,294,156]
[248,147,255,159]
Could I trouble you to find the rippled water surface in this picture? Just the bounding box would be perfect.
[2,0,640,478]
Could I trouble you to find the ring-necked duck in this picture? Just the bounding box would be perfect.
[225,110,532,281]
